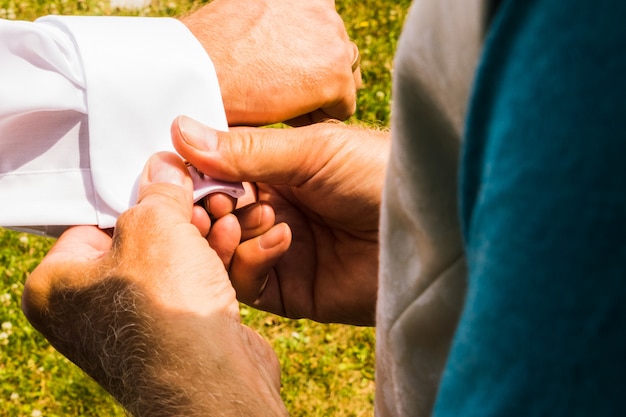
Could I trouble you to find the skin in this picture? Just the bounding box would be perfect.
[173,116,390,326]
[20,2,370,411]
[21,120,389,414]
[22,153,289,416]
[182,0,361,126]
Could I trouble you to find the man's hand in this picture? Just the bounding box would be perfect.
[181,0,361,126]
[172,116,390,326]
[22,153,288,417]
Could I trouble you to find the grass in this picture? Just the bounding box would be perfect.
[0,0,411,415]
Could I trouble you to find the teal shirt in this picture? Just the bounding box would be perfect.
[434,1,626,415]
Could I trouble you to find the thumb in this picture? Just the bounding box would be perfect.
[22,226,112,331]
[171,115,338,185]
[133,151,196,225]
[23,151,194,329]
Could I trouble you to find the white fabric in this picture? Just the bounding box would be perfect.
[0,15,233,230]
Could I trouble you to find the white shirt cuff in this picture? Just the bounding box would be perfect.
[37,15,228,228]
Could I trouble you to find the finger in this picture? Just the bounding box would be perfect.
[29,226,112,287]
[284,93,358,127]
[284,109,343,127]
[322,39,362,119]
[172,116,343,185]
[316,39,361,122]
[229,223,291,306]
[353,67,363,91]
[235,202,276,241]
[318,78,358,122]
[350,41,362,90]
[285,41,360,127]
[207,213,241,270]
[205,192,237,219]
[191,204,211,237]
[113,152,199,260]
[22,225,112,328]
[124,152,237,315]
[283,112,316,128]
[49,225,113,258]
[135,151,195,224]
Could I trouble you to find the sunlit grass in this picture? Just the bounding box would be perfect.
[0,0,411,415]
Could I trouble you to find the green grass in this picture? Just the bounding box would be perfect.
[0,0,411,415]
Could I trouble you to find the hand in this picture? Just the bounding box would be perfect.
[181,0,361,126]
[22,153,288,417]
[172,116,390,326]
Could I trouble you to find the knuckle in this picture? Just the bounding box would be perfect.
[136,183,189,213]
[21,278,46,325]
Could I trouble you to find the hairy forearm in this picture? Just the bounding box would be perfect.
[37,276,286,417]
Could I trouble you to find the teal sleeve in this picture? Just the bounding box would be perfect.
[434,1,626,416]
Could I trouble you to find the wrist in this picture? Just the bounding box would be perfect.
[179,12,238,124]
[150,311,288,416]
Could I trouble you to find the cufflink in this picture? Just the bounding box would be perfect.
[186,163,245,201]
[5,166,245,239]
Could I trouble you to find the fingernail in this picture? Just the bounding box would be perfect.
[259,224,287,250]
[148,155,185,186]
[178,116,218,151]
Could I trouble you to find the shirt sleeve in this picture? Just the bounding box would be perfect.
[0,15,229,230]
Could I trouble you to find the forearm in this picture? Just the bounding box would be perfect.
[33,275,287,417]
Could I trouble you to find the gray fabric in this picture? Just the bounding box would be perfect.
[376,1,488,415]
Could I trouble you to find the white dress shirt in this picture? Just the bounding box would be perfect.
[0,15,242,234]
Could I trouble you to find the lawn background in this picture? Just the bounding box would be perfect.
[0,0,411,415]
